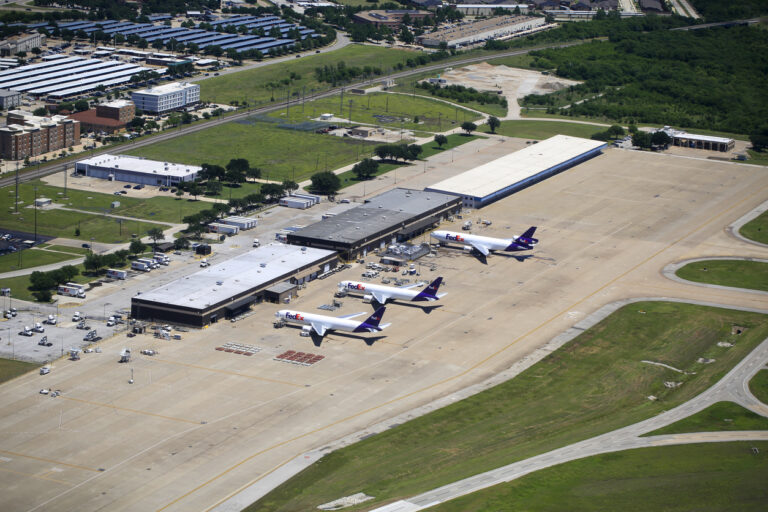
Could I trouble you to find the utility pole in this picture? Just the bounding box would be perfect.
[33,186,37,243]
[339,87,344,116]
[14,161,19,213]
[348,99,353,124]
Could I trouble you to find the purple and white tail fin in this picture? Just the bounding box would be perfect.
[413,277,445,301]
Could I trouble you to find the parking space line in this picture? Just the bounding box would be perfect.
[152,358,304,387]
[0,448,100,472]
[58,396,201,425]
[0,465,71,485]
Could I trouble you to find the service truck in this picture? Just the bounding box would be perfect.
[58,282,86,298]
[137,258,159,269]
[153,254,170,265]
[106,268,128,280]
[131,261,150,272]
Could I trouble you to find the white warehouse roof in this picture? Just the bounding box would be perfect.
[427,135,606,199]
[135,243,336,309]
[133,81,198,96]
[76,154,201,179]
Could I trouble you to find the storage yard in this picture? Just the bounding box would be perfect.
[0,140,766,512]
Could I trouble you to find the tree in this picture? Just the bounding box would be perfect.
[461,121,477,135]
[224,167,246,185]
[137,38,148,49]
[188,182,203,200]
[282,180,299,193]
[487,116,500,134]
[83,253,104,273]
[400,26,414,45]
[74,99,89,112]
[129,239,146,255]
[31,47,41,55]
[434,134,448,148]
[205,181,222,196]
[246,167,262,181]
[650,130,672,147]
[174,237,190,250]
[632,131,652,149]
[749,125,768,152]
[147,227,164,250]
[352,158,379,180]
[310,171,341,195]
[33,107,47,116]
[261,183,285,202]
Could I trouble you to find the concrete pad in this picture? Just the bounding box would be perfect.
[0,145,766,512]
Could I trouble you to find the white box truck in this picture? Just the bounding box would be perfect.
[58,282,86,298]
[137,258,159,269]
[131,261,150,272]
[106,268,128,280]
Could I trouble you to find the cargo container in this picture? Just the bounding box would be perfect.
[106,268,128,279]
[58,282,86,298]
[208,222,239,235]
[221,216,257,230]
[279,197,313,209]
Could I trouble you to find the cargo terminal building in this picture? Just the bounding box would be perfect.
[286,188,461,260]
[425,135,606,209]
[131,244,338,326]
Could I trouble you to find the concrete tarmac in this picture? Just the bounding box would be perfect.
[0,146,767,512]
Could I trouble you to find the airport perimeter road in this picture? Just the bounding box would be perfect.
[0,41,584,190]
[373,328,768,512]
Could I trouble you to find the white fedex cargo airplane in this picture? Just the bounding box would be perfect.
[430,226,538,257]
[338,277,446,304]
[275,306,390,338]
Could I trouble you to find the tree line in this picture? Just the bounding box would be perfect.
[416,82,508,108]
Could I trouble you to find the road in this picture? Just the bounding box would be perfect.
[0,41,584,190]
[371,301,768,512]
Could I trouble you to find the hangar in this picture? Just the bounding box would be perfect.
[425,135,606,208]
[287,188,461,260]
[75,154,201,186]
[131,243,338,326]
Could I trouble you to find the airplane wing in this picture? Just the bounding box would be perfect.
[470,241,490,256]
[400,283,421,290]
[371,291,390,304]
[338,312,366,319]
[311,322,328,337]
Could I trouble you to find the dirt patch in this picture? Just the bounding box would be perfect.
[440,63,580,120]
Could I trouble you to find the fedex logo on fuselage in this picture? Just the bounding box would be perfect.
[347,283,365,290]
[285,312,304,321]
[445,234,464,242]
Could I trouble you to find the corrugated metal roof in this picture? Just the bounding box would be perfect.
[426,135,606,199]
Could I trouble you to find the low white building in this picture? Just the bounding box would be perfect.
[75,154,201,186]
[131,82,200,113]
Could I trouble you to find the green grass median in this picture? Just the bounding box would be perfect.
[675,259,768,292]
[250,302,768,511]
[0,249,80,273]
[750,370,768,405]
[0,359,37,384]
[645,401,768,436]
[430,442,768,512]
[740,210,768,245]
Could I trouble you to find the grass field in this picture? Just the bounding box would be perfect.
[645,401,768,436]
[0,358,37,384]
[0,248,81,273]
[675,260,768,292]
[747,149,768,166]
[0,182,197,243]
[487,119,604,139]
[336,134,482,190]
[199,44,419,106]
[127,121,379,183]
[430,442,768,512]
[250,302,768,511]
[272,92,483,133]
[740,210,768,245]
[750,370,768,405]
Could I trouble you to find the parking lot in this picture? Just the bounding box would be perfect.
[0,146,766,512]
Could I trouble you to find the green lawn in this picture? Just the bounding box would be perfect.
[675,260,768,292]
[250,302,768,511]
[645,401,768,436]
[486,53,537,69]
[430,442,768,512]
[746,149,768,166]
[126,121,379,183]
[199,44,419,106]
[750,370,768,405]
[488,119,605,140]
[0,182,192,243]
[0,248,81,273]
[271,92,482,133]
[740,210,768,245]
[0,358,37,384]
[336,134,482,190]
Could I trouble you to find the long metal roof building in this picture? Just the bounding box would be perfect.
[425,135,607,209]
[131,243,338,326]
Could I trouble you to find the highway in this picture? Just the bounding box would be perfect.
[0,41,583,190]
